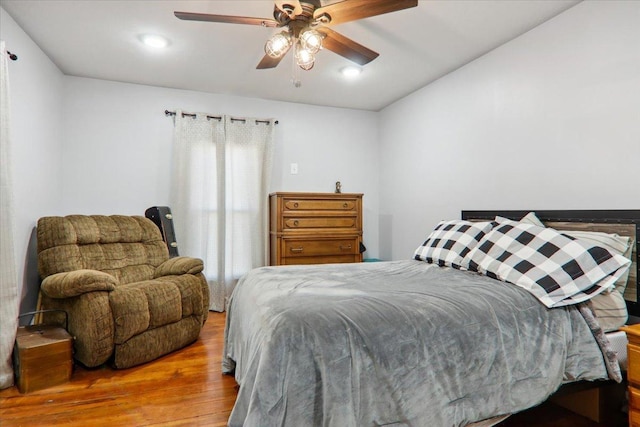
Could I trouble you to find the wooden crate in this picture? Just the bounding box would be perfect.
[13,324,73,393]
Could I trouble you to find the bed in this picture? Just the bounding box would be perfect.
[223,210,640,426]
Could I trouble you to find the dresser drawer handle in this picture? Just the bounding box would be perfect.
[293,202,299,208]
[290,247,304,253]
[339,244,352,251]
[293,220,299,226]
[343,203,348,208]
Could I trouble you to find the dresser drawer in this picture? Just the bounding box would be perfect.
[629,346,640,385]
[270,192,363,266]
[282,255,359,265]
[283,238,358,257]
[631,407,640,427]
[630,387,640,411]
[284,198,358,212]
[284,217,357,230]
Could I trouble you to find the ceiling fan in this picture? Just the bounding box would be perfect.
[174,0,418,72]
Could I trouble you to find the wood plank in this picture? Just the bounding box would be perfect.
[0,312,237,426]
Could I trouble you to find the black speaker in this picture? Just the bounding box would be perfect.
[145,206,179,257]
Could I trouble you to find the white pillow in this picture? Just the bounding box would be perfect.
[465,218,631,308]
[414,220,493,270]
[516,212,633,330]
[591,290,628,332]
[520,211,545,227]
[517,212,632,294]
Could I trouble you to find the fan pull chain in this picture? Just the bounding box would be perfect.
[291,39,302,88]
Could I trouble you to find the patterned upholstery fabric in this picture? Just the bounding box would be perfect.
[414,220,494,270]
[38,215,168,284]
[464,218,631,308]
[37,215,209,368]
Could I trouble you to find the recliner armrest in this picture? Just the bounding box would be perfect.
[154,257,204,277]
[41,269,118,298]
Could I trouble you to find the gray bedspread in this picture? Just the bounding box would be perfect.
[223,260,620,427]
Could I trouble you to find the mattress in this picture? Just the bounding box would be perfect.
[223,260,620,426]
[608,330,628,371]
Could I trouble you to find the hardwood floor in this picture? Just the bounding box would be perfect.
[0,312,237,426]
[0,312,622,426]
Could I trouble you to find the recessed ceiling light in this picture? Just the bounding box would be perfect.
[139,34,170,49]
[340,66,362,78]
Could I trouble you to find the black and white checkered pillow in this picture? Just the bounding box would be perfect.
[414,220,494,270]
[463,218,632,308]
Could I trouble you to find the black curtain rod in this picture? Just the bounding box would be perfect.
[6,51,18,61]
[165,110,278,125]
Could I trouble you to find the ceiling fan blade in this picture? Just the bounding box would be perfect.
[174,11,279,27]
[256,45,291,69]
[314,0,418,26]
[318,28,379,66]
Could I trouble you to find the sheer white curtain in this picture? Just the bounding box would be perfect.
[170,111,275,311]
[0,41,19,389]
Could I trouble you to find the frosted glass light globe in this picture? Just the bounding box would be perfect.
[300,29,322,54]
[295,46,315,70]
[265,32,291,58]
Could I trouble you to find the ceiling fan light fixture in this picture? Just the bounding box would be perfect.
[295,44,315,70]
[175,0,418,75]
[265,31,291,58]
[299,61,315,71]
[299,29,323,54]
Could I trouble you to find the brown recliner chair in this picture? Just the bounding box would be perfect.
[36,215,209,369]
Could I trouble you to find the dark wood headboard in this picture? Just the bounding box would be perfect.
[461,210,640,317]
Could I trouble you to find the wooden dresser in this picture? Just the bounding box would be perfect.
[622,324,640,426]
[269,192,363,266]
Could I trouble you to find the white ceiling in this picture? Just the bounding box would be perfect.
[1,0,580,111]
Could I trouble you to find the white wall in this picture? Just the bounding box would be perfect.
[378,0,640,260]
[1,7,65,313]
[1,0,381,317]
[4,0,639,299]
[60,77,381,257]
